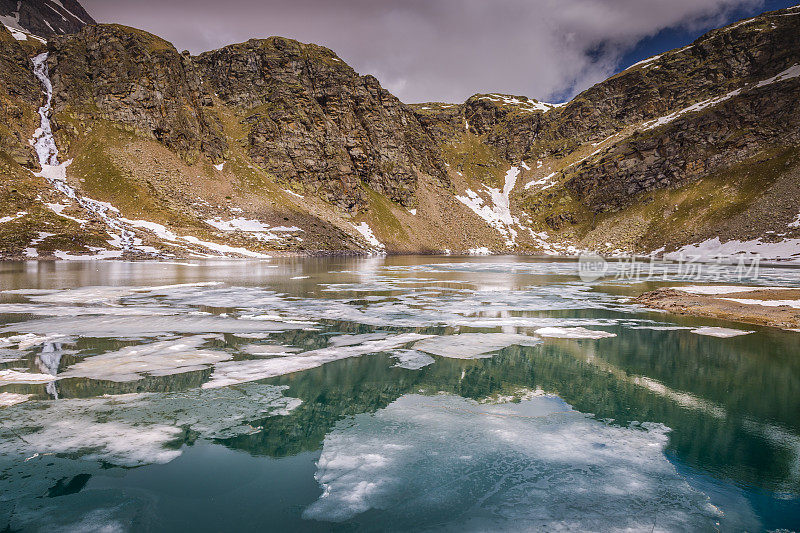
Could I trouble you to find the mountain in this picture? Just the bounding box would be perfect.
[1,1,799,260]
[0,0,94,40]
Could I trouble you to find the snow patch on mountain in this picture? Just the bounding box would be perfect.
[625,54,662,71]
[480,94,563,113]
[353,222,384,251]
[47,0,88,25]
[524,172,558,190]
[664,237,800,263]
[0,211,27,224]
[456,166,520,246]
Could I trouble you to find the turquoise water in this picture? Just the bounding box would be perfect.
[0,257,798,531]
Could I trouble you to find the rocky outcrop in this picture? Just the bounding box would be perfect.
[409,102,465,145]
[47,24,227,161]
[0,0,94,37]
[463,95,550,162]
[0,26,41,166]
[195,37,447,210]
[564,77,800,212]
[411,95,555,162]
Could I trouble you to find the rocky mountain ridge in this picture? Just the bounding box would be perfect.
[1,1,799,260]
[0,0,94,40]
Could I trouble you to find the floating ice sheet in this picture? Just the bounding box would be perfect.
[413,333,541,359]
[2,315,301,337]
[389,349,435,370]
[58,336,232,382]
[0,384,301,466]
[12,282,223,304]
[690,327,754,338]
[534,327,617,339]
[0,349,21,363]
[0,333,69,350]
[302,394,720,529]
[0,392,31,407]
[0,303,179,317]
[328,333,390,347]
[0,369,57,384]
[204,333,432,388]
[626,325,694,331]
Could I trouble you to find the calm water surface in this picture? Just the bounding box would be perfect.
[0,257,798,532]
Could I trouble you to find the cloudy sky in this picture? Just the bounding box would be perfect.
[81,0,796,104]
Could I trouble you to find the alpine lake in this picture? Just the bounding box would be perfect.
[0,256,798,532]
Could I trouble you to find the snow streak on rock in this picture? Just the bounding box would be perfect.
[456,166,521,246]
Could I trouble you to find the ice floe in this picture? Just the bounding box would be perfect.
[413,333,541,359]
[0,369,57,384]
[0,392,32,407]
[3,315,301,337]
[0,333,68,350]
[4,418,184,466]
[328,332,390,347]
[0,384,301,465]
[204,333,431,388]
[534,327,617,339]
[58,336,231,382]
[690,327,754,338]
[389,349,435,370]
[302,394,720,528]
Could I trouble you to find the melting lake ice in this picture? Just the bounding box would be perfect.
[0,256,799,531]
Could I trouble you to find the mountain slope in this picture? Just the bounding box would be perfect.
[1,1,799,260]
[195,37,448,211]
[413,4,800,259]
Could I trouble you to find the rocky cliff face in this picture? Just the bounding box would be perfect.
[0,0,94,38]
[48,25,227,162]
[532,7,800,220]
[0,26,41,166]
[565,76,800,213]
[411,94,561,162]
[196,38,447,211]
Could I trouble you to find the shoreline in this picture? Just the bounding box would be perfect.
[636,287,800,330]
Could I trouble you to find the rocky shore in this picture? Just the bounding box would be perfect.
[636,286,800,330]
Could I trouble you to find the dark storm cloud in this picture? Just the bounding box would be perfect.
[81,0,763,103]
